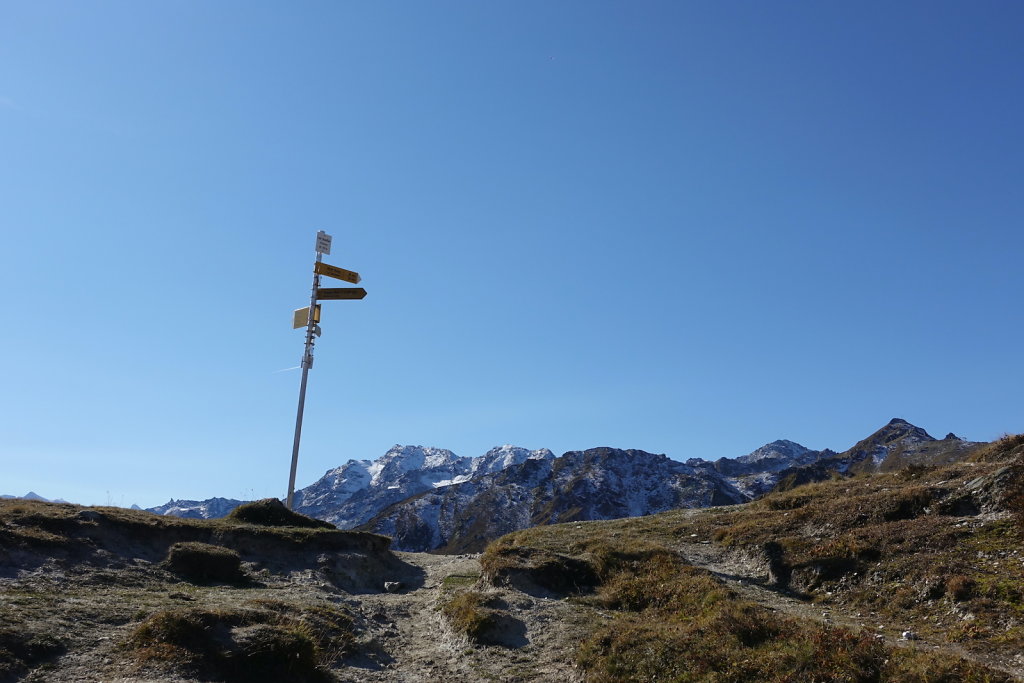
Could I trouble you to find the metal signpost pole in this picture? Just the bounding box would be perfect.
[286,232,331,509]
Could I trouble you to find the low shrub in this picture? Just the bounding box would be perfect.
[945,574,976,602]
[880,487,934,522]
[0,628,65,679]
[577,604,1012,682]
[480,544,599,595]
[125,606,341,682]
[597,557,731,613]
[441,573,480,590]
[244,599,355,663]
[1004,460,1024,535]
[163,542,244,584]
[226,499,333,529]
[440,592,498,644]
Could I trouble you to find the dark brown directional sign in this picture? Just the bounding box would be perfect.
[317,287,367,300]
[314,262,361,284]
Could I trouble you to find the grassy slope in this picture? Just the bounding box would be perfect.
[481,435,1024,682]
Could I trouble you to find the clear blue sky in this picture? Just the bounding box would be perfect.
[2,2,1021,508]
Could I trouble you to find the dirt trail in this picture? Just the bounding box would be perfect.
[336,551,590,682]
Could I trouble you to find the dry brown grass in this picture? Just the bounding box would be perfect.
[124,601,353,682]
[439,591,499,644]
[0,627,65,680]
[226,498,334,529]
[969,433,1024,464]
[488,530,1014,682]
[481,452,1024,680]
[0,497,389,567]
[163,542,244,584]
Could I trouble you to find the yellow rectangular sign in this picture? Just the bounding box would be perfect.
[292,305,321,329]
[314,262,361,284]
[317,287,367,300]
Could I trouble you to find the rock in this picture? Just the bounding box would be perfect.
[384,581,402,592]
[944,433,963,441]
[902,630,919,640]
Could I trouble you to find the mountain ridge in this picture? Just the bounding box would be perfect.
[143,419,985,554]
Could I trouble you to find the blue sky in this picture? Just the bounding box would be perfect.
[2,2,1022,508]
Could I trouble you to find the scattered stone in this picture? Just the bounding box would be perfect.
[384,581,402,592]
[902,630,919,640]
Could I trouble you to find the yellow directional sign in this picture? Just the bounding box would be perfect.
[292,305,321,329]
[314,262,361,284]
[317,287,367,301]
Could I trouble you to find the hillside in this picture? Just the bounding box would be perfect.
[2,435,1022,681]
[481,433,1024,681]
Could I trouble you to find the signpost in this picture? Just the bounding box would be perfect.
[286,231,366,510]
[315,230,332,255]
[314,262,361,284]
[317,287,367,300]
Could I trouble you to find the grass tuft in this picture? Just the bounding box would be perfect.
[226,499,334,529]
[163,542,244,584]
[440,591,500,644]
[124,604,350,682]
[0,628,66,679]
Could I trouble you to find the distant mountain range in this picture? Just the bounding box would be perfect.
[144,418,982,553]
[147,497,245,519]
[293,445,555,529]
[0,491,69,504]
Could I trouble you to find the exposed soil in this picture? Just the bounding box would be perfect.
[1,550,594,682]
[334,552,591,682]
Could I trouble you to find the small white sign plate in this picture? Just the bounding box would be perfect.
[315,230,332,255]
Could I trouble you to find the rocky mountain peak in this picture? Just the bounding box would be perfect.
[872,418,934,445]
[738,440,811,464]
[369,446,465,486]
[470,446,554,476]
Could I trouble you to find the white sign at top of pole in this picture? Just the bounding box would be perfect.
[315,230,332,255]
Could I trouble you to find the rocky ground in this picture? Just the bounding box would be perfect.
[9,539,1020,682]
[0,508,595,683]
[330,551,591,682]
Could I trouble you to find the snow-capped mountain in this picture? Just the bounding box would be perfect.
[144,419,982,554]
[147,497,245,519]
[358,419,984,552]
[686,440,834,499]
[293,445,554,528]
[470,445,555,476]
[360,447,748,553]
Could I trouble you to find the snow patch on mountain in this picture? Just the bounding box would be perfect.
[363,447,750,552]
[292,444,552,529]
[147,497,246,519]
